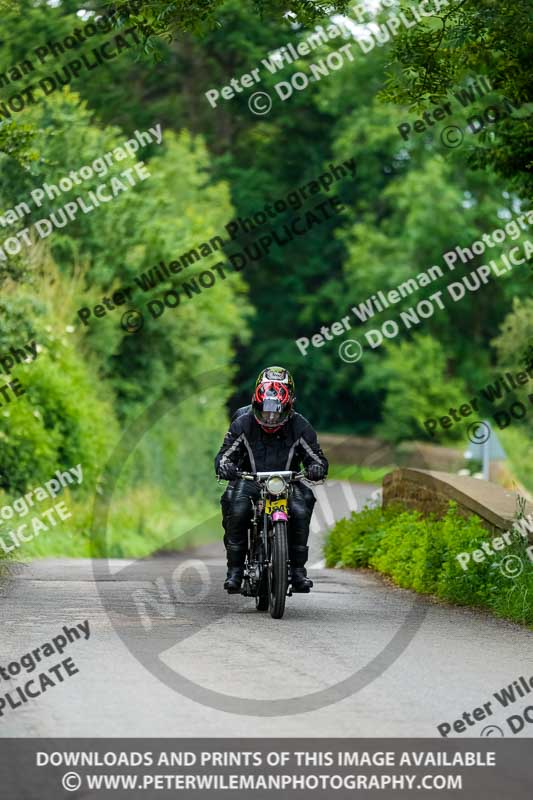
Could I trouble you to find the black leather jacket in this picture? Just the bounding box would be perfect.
[215,407,328,476]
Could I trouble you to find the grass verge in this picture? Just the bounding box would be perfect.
[327,463,395,484]
[0,485,220,562]
[324,502,533,627]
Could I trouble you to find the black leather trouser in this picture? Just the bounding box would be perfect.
[221,479,316,569]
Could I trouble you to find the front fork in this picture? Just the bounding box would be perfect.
[242,500,293,597]
[241,502,262,597]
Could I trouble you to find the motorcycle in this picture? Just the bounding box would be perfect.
[236,470,316,619]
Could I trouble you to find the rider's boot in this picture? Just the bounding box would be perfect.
[224,544,246,593]
[290,545,313,593]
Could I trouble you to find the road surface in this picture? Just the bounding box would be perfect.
[1,481,532,738]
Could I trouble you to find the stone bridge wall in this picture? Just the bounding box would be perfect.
[382,468,533,536]
[320,433,466,473]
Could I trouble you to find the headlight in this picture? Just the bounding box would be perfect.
[266,476,286,495]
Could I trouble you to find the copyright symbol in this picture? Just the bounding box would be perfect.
[121,309,144,333]
[62,772,82,791]
[467,421,491,445]
[499,555,524,579]
[440,125,464,148]
[480,725,504,737]
[248,92,272,115]
[338,339,363,364]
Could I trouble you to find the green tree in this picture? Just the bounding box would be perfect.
[112,0,350,39]
[0,251,118,495]
[380,0,533,196]
[490,297,533,490]
[0,85,252,535]
[492,297,533,369]
[363,335,468,442]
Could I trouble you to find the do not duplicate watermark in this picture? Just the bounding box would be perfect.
[0,621,90,720]
[437,672,533,737]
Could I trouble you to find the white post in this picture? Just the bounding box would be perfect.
[483,420,490,481]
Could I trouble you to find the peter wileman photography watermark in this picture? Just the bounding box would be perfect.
[0,377,25,410]
[437,673,533,737]
[0,125,162,262]
[204,0,453,113]
[0,340,40,412]
[0,620,90,719]
[0,1,148,120]
[351,225,531,354]
[397,74,530,149]
[397,76,493,140]
[423,365,533,439]
[295,210,533,358]
[76,158,356,331]
[0,464,83,555]
[0,339,39,374]
[455,513,533,577]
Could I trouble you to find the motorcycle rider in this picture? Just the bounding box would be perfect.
[215,366,328,593]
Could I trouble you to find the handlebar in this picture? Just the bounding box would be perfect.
[216,469,323,484]
[237,470,305,481]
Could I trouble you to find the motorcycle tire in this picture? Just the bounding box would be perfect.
[268,520,289,619]
[255,571,269,611]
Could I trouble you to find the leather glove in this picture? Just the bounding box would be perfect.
[306,463,325,481]
[218,461,239,481]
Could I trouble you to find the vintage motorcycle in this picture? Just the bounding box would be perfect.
[236,469,316,619]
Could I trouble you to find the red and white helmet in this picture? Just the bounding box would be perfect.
[252,366,295,433]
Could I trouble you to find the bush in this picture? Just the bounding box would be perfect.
[0,342,117,498]
[324,505,392,568]
[325,501,533,627]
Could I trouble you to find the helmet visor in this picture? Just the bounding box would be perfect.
[254,397,289,428]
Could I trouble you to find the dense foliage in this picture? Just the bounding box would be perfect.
[119,0,350,37]
[381,0,533,196]
[0,0,530,558]
[325,502,533,626]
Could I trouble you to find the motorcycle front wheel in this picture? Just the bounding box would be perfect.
[268,520,289,619]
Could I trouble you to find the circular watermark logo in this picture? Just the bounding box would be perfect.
[338,339,363,364]
[467,421,491,445]
[480,724,504,737]
[248,92,272,115]
[499,555,524,579]
[440,126,464,148]
[92,368,427,716]
[121,309,144,333]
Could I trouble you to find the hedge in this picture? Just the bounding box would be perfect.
[324,502,533,627]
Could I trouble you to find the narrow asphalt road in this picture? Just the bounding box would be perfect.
[1,481,532,738]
